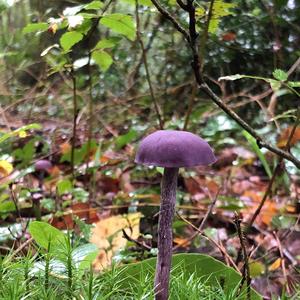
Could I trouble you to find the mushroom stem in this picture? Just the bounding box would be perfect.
[154,167,178,300]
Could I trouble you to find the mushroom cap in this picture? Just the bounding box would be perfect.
[35,160,52,172]
[135,130,216,168]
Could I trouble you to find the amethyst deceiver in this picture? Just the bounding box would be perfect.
[135,130,216,300]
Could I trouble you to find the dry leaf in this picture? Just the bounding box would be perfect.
[90,213,142,270]
[269,258,282,271]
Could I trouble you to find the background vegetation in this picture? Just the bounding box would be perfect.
[0,0,299,299]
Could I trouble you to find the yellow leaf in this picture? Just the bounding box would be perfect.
[18,130,27,138]
[90,213,142,270]
[0,160,13,177]
[269,258,281,271]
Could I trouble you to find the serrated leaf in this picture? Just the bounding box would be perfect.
[23,22,48,34]
[273,69,288,81]
[92,50,113,72]
[60,31,83,51]
[84,0,103,10]
[100,13,136,41]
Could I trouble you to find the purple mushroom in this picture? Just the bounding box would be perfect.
[33,160,52,220]
[135,130,216,300]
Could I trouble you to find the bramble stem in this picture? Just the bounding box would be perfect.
[155,167,178,300]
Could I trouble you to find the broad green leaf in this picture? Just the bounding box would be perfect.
[117,254,262,299]
[0,201,15,213]
[94,37,121,50]
[84,0,104,10]
[23,22,48,34]
[100,13,136,41]
[29,221,65,250]
[115,129,138,149]
[242,130,272,179]
[57,179,73,195]
[92,50,113,72]
[273,69,288,81]
[60,31,83,51]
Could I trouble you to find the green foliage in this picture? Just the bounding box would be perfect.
[57,179,73,196]
[92,50,113,72]
[196,0,236,33]
[29,221,65,251]
[118,253,262,299]
[60,31,84,52]
[242,130,272,178]
[100,13,136,41]
[22,22,48,34]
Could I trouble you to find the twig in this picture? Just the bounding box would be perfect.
[173,189,219,250]
[135,0,163,129]
[122,229,152,251]
[248,106,300,228]
[199,0,215,71]
[273,232,291,294]
[151,0,190,42]
[150,0,300,169]
[176,211,240,273]
[234,213,251,300]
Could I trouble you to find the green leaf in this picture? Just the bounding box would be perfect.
[100,13,136,41]
[115,129,138,149]
[0,201,15,214]
[117,254,262,299]
[29,221,65,250]
[23,22,48,34]
[84,0,103,10]
[57,179,73,196]
[121,0,153,6]
[60,31,83,51]
[273,69,288,81]
[94,37,121,50]
[0,123,42,144]
[72,243,98,269]
[288,81,300,88]
[242,130,272,179]
[92,50,113,72]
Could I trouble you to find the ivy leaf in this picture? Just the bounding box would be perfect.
[60,31,83,51]
[92,50,113,72]
[273,69,288,81]
[100,13,136,41]
[23,22,48,34]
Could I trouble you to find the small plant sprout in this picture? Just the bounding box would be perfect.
[135,130,216,300]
